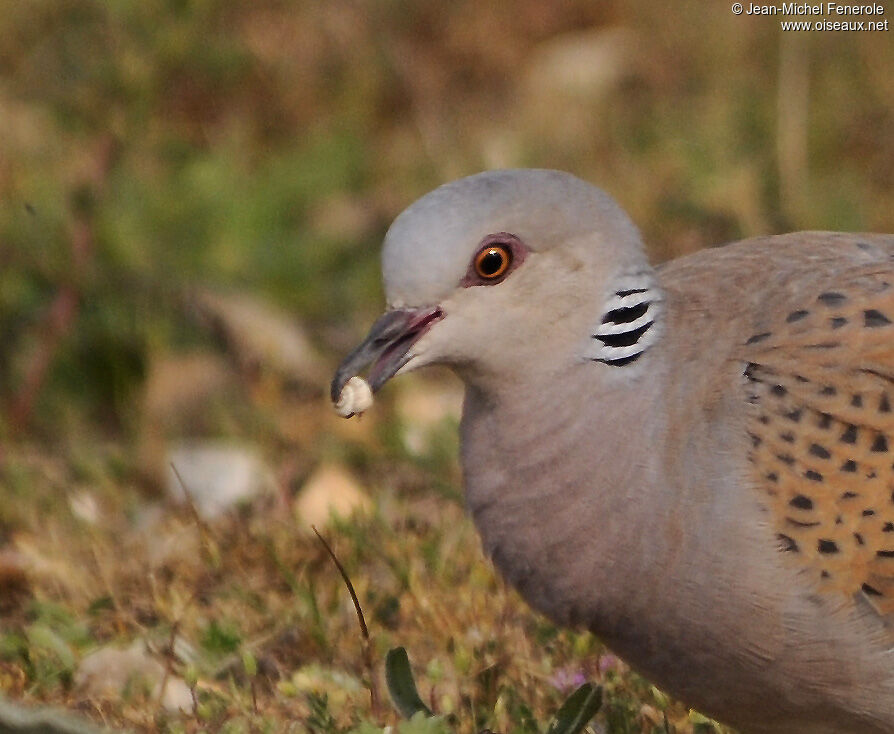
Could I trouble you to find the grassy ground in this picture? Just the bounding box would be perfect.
[0,374,724,733]
[0,1,892,732]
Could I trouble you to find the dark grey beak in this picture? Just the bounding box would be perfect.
[331,306,443,403]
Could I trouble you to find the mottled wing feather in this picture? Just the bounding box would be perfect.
[740,266,894,615]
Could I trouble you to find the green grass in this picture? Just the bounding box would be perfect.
[0,388,726,732]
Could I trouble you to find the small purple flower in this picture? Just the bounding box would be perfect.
[549,666,588,692]
[598,654,620,676]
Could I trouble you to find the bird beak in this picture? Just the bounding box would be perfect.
[331,306,443,402]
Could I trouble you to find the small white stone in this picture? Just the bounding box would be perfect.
[75,640,196,714]
[166,442,274,520]
[334,376,374,418]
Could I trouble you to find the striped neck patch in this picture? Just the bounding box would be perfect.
[586,273,664,367]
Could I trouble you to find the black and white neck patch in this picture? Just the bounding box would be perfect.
[585,272,664,367]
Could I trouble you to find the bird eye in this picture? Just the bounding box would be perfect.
[461,233,527,288]
[474,245,512,280]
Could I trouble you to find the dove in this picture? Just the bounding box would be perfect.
[331,169,894,733]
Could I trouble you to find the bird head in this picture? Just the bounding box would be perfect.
[331,169,652,402]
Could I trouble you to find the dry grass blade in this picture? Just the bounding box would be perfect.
[311,524,381,716]
[170,462,220,568]
[312,525,368,639]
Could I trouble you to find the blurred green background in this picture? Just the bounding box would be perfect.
[0,2,892,731]
[2,0,891,439]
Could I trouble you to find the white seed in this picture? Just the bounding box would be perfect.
[333,376,374,418]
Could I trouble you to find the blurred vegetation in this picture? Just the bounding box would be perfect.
[0,1,891,732]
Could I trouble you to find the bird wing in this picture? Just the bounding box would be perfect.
[737,253,894,615]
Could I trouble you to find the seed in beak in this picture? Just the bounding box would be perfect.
[333,375,375,418]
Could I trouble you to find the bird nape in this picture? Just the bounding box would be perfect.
[332,168,894,734]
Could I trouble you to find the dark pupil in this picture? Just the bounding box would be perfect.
[480,249,505,276]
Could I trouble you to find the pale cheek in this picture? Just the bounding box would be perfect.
[413,314,480,368]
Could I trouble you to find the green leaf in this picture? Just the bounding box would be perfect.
[385,647,432,720]
[348,713,450,734]
[398,712,450,733]
[241,650,258,677]
[347,724,385,734]
[86,596,114,615]
[25,624,76,672]
[544,683,602,734]
[201,619,241,656]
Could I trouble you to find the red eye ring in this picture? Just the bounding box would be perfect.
[474,244,512,279]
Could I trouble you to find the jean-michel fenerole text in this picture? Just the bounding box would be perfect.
[744,2,885,14]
